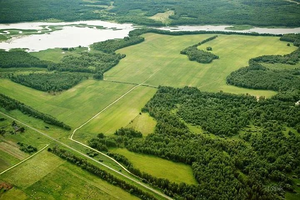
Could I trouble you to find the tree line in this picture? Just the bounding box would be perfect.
[0,50,52,68]
[180,36,219,64]
[0,94,71,130]
[17,142,37,154]
[91,36,145,54]
[280,34,300,47]
[227,47,300,91]
[11,73,87,93]
[129,28,280,38]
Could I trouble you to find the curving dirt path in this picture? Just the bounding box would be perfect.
[0,111,172,200]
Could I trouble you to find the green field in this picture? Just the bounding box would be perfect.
[0,114,53,172]
[0,150,21,172]
[111,148,197,185]
[31,47,89,63]
[126,112,157,136]
[106,33,295,97]
[75,86,157,141]
[0,150,138,200]
[0,79,134,128]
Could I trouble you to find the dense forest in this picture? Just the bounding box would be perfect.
[0,0,110,23]
[180,36,219,64]
[0,0,299,27]
[88,86,300,199]
[0,94,71,130]
[112,0,300,27]
[226,63,300,91]
[91,36,145,54]
[51,52,125,75]
[0,50,52,68]
[11,73,87,92]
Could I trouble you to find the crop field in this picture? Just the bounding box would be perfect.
[110,148,197,185]
[105,33,296,97]
[75,86,157,141]
[0,150,138,200]
[0,79,134,128]
[0,114,52,172]
[0,150,21,172]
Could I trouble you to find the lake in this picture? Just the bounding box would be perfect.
[0,20,299,52]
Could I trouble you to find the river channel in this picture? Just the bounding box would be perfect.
[0,20,299,52]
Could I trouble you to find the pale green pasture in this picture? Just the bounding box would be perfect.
[0,151,138,200]
[31,47,88,63]
[0,150,20,172]
[76,86,156,141]
[106,33,296,97]
[126,112,157,136]
[111,148,197,185]
[0,150,64,189]
[0,79,133,127]
[23,162,139,200]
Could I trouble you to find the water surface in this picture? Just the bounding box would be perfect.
[0,21,299,52]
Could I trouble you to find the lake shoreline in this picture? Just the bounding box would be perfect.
[0,20,299,52]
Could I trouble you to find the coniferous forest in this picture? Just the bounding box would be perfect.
[1,0,300,27]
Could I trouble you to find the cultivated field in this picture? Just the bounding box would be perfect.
[0,79,134,128]
[0,150,138,200]
[106,33,296,97]
[75,86,157,141]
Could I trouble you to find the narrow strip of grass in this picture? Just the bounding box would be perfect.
[111,148,198,185]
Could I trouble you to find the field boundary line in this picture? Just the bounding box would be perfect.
[69,68,163,183]
[69,83,142,176]
[0,144,49,176]
[0,111,172,200]
[70,84,140,140]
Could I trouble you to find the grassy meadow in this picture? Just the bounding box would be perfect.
[75,86,157,141]
[126,112,157,136]
[110,148,197,185]
[0,79,134,128]
[0,114,52,171]
[31,47,89,63]
[106,33,295,97]
[0,150,138,200]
